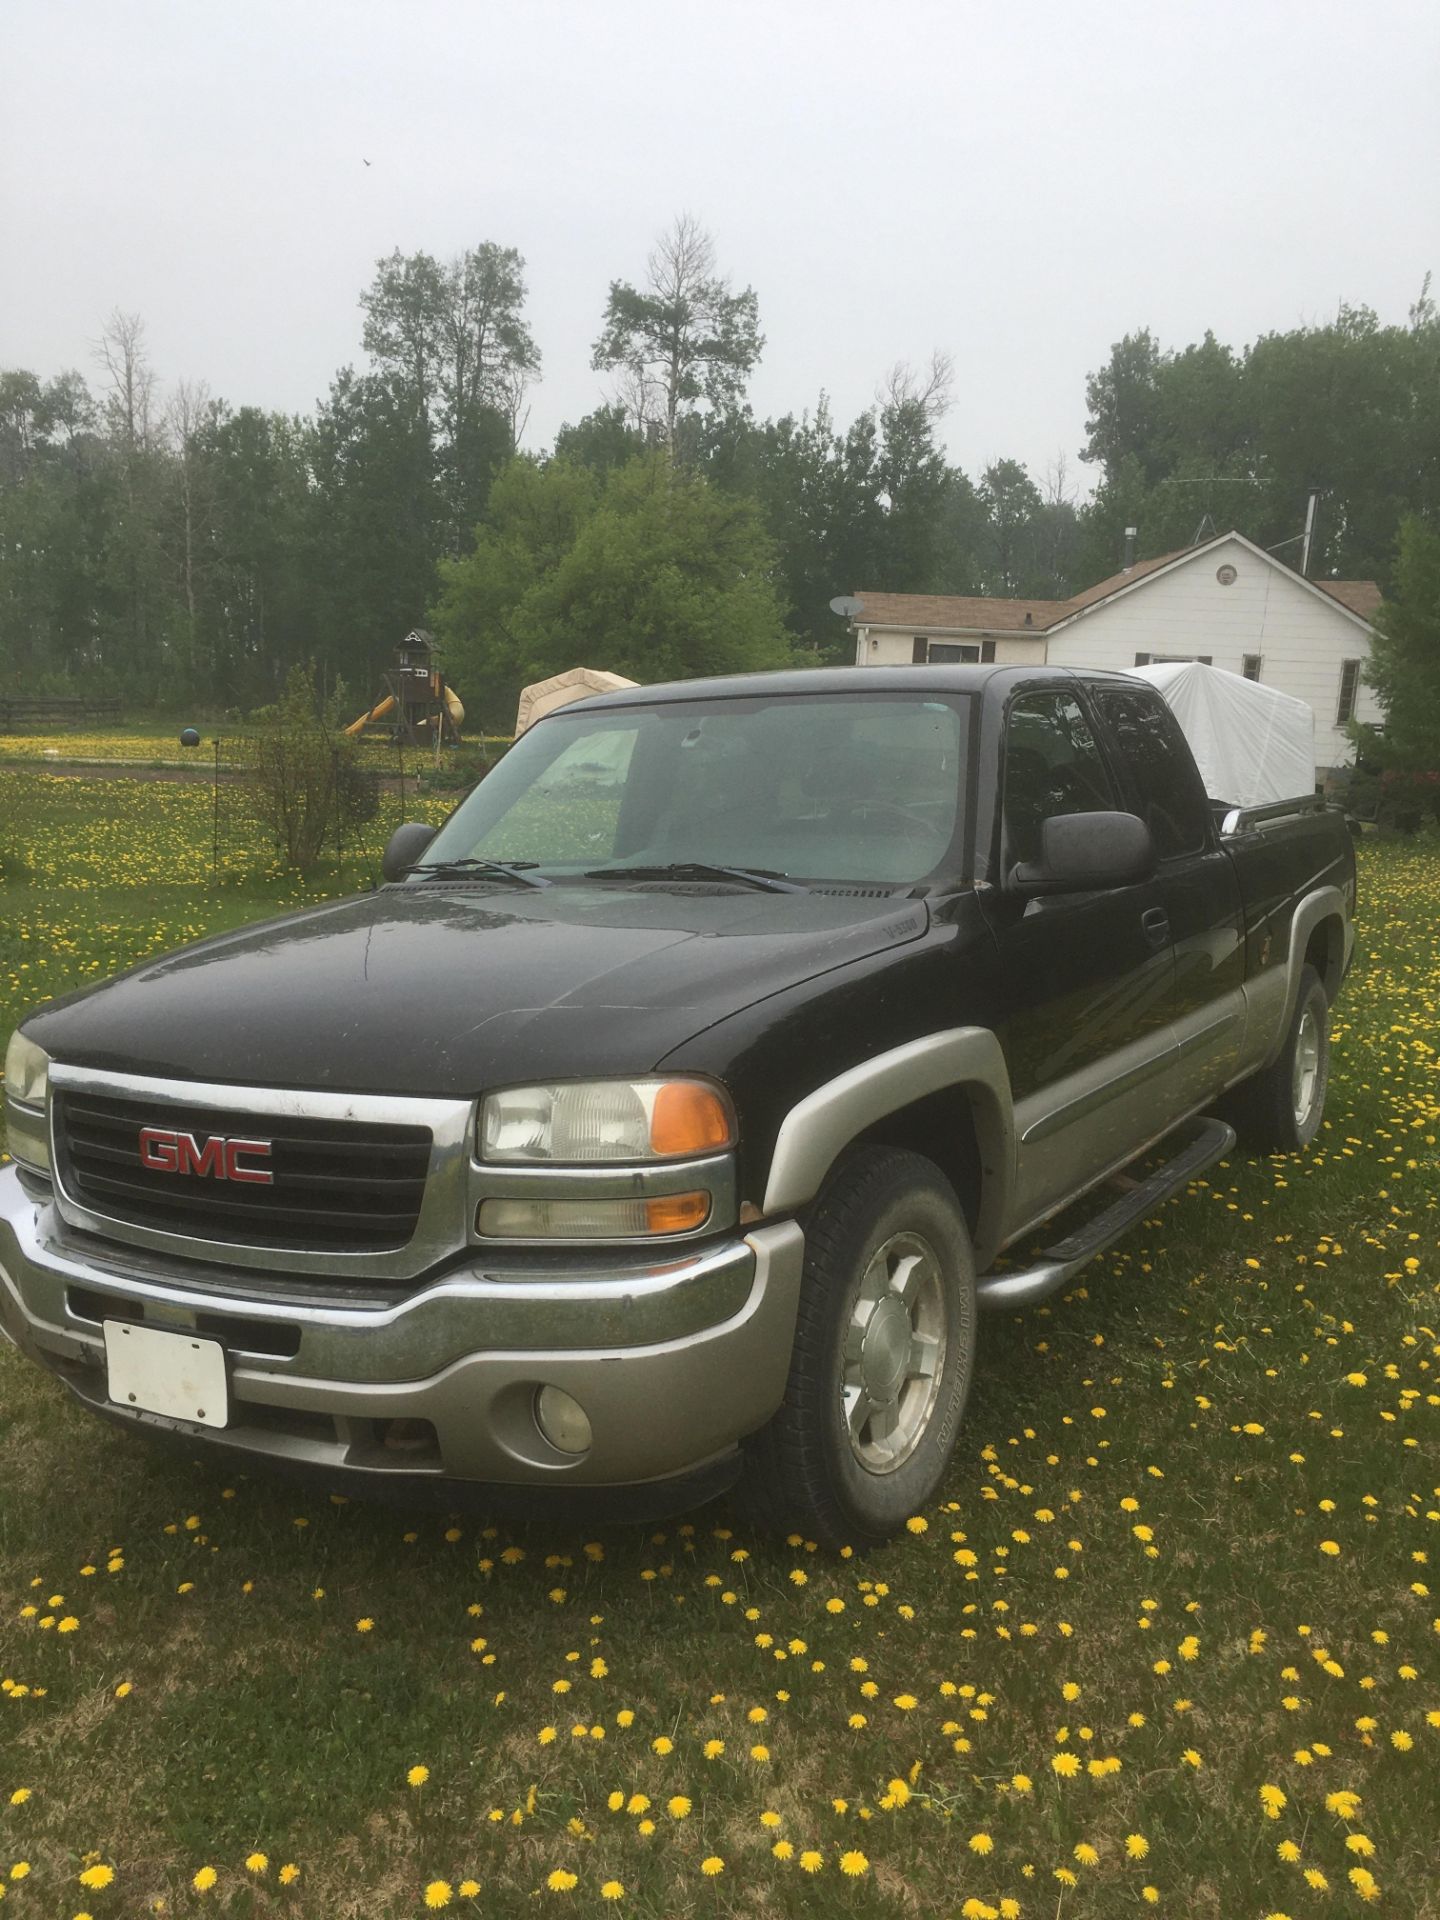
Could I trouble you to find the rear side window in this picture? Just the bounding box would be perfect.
[1093,688,1211,859]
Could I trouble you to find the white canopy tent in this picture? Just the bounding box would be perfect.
[1129,662,1316,808]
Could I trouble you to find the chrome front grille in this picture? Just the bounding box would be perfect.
[56,1089,432,1253]
[47,1065,477,1284]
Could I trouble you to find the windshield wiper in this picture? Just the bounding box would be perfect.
[583,861,805,894]
[406,857,550,889]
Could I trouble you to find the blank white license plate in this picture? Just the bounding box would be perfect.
[104,1322,229,1428]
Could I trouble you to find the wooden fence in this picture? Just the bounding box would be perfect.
[0,695,124,729]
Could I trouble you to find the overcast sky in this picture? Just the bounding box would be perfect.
[3,0,1436,490]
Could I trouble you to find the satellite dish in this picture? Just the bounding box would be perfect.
[829,595,865,619]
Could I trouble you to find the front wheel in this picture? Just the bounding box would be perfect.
[739,1147,977,1549]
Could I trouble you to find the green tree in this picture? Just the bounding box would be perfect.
[193,405,317,707]
[552,404,645,478]
[306,369,439,700]
[976,458,1044,594]
[1363,515,1440,769]
[361,243,540,552]
[0,369,109,685]
[592,216,763,448]
[872,358,954,593]
[1081,330,1167,486]
[433,451,793,723]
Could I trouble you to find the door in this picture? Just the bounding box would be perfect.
[981,686,1178,1237]
[1089,683,1246,1112]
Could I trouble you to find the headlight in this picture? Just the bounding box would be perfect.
[4,1029,49,1108]
[479,1079,735,1164]
[3,1028,51,1174]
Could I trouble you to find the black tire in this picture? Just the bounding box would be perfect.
[1224,964,1330,1152]
[739,1147,978,1550]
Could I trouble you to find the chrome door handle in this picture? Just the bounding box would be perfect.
[1141,907,1171,949]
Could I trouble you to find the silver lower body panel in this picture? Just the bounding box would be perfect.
[0,1166,804,1493]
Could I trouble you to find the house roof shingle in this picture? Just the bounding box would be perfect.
[1315,579,1384,619]
[848,591,1066,633]
[855,538,1383,635]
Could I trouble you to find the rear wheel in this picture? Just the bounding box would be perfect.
[739,1147,977,1549]
[1224,964,1330,1152]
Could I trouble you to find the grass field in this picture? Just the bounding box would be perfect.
[1,767,1437,1919]
[0,726,511,774]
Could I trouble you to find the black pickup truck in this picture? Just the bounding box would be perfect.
[1,666,1355,1546]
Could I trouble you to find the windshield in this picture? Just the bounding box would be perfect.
[420,691,970,886]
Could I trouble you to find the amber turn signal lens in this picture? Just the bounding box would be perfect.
[649,1082,734,1157]
[645,1191,711,1234]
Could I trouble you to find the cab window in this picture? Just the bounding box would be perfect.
[1002,691,1118,868]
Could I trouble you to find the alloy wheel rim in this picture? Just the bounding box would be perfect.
[841,1230,947,1474]
[1292,1006,1321,1127]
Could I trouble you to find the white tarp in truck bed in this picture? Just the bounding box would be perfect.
[1128,662,1316,808]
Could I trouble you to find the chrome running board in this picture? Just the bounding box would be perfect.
[976,1115,1235,1311]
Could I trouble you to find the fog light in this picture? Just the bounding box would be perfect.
[535,1385,592,1455]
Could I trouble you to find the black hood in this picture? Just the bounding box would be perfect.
[28,882,930,1097]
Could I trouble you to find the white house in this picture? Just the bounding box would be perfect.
[852,530,1383,771]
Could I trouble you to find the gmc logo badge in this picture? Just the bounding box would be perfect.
[138,1127,274,1186]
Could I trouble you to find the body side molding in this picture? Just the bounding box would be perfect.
[761,1028,1015,1266]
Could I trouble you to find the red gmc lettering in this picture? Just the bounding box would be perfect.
[223,1138,274,1184]
[137,1127,274,1186]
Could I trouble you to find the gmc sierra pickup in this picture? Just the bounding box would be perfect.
[1,666,1355,1546]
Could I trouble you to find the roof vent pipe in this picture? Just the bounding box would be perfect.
[1123,526,1138,571]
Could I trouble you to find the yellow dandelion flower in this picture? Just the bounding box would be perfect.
[600,1883,623,1901]
[78,1865,115,1890]
[892,1693,918,1710]
[279,1864,300,1886]
[666,1796,691,1819]
[1074,1842,1099,1866]
[1259,1783,1287,1817]
[1126,1834,1150,1859]
[546,1869,578,1892]
[700,1857,724,1877]
[424,1883,453,1909]
[839,1851,869,1877]
[192,1865,218,1892]
[245,1852,269,1874]
[354,1617,374,1633]
[408,1765,430,1787]
[799,1849,823,1873]
[969,1831,994,1854]
[1052,1752,1080,1777]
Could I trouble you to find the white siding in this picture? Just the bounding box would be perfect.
[1041,536,1378,768]
[854,630,1046,667]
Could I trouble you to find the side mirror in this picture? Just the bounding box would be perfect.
[1011,810,1155,895]
[381,821,438,882]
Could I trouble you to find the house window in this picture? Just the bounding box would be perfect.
[914,640,997,665]
[1337,659,1362,725]
[1135,652,1212,666]
[1241,654,1262,681]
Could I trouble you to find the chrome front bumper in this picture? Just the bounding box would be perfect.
[0,1166,804,1493]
